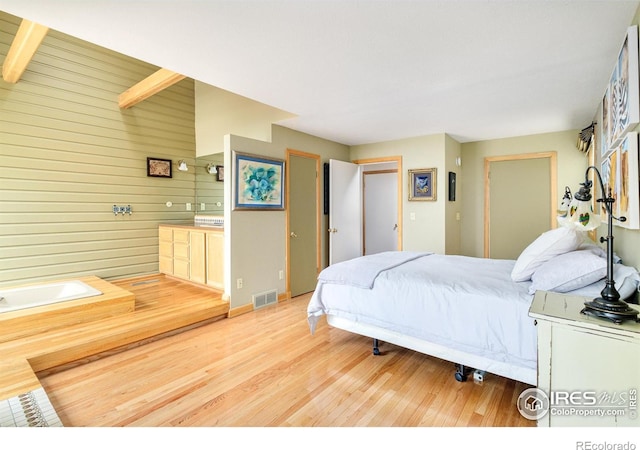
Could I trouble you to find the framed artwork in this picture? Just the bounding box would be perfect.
[147,157,172,178]
[234,152,285,210]
[606,25,639,150]
[216,165,224,182]
[408,168,437,201]
[614,132,639,229]
[448,171,456,201]
[601,87,611,158]
[600,150,617,222]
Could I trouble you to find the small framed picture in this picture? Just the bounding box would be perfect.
[448,171,456,201]
[216,165,224,182]
[147,157,172,178]
[408,168,437,201]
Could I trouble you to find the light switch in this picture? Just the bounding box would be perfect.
[410,212,416,221]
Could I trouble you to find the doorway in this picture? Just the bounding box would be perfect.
[363,168,399,255]
[286,149,321,297]
[484,152,557,259]
[328,156,402,265]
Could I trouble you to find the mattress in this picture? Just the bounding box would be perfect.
[307,253,538,372]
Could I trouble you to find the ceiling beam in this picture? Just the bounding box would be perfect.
[2,19,49,84]
[118,68,186,109]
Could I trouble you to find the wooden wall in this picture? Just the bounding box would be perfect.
[0,11,196,287]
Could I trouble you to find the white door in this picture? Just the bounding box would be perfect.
[364,170,398,255]
[329,159,362,265]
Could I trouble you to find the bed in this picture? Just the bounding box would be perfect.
[307,228,640,386]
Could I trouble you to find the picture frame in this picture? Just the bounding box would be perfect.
[448,171,456,201]
[216,165,224,182]
[408,168,437,201]
[147,157,172,178]
[614,132,639,229]
[234,152,285,210]
[605,25,639,150]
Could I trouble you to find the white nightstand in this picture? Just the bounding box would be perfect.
[529,290,640,427]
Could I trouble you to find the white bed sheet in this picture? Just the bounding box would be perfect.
[307,253,538,374]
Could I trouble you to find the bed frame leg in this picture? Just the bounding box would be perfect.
[455,364,471,382]
[372,338,381,355]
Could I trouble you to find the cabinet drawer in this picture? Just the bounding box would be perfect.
[173,243,189,259]
[159,227,173,242]
[159,240,173,258]
[173,229,190,243]
[173,259,189,279]
[159,256,173,274]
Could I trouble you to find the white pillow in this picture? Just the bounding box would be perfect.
[578,241,622,263]
[511,227,584,282]
[568,263,640,300]
[528,250,607,295]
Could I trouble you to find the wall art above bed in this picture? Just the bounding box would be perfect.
[602,25,639,155]
[612,132,639,229]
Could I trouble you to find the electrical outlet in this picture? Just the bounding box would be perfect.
[186,203,191,211]
[200,203,205,211]
[279,270,284,280]
[237,278,243,289]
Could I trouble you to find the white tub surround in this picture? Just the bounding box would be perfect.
[0,280,102,314]
[0,276,135,345]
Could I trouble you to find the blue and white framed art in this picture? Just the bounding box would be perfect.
[234,151,285,210]
[604,25,639,152]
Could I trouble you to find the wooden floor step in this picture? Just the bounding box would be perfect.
[0,274,229,400]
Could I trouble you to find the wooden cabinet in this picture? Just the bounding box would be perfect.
[158,225,223,289]
[190,230,206,285]
[172,228,191,280]
[158,227,174,275]
[529,291,640,427]
[206,231,224,289]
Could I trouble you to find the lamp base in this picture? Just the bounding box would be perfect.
[581,297,640,325]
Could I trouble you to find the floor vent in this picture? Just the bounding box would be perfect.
[252,289,278,309]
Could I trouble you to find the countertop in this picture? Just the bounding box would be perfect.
[159,223,224,231]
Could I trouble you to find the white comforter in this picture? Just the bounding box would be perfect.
[307,252,537,371]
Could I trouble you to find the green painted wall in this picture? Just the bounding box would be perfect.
[0,11,196,287]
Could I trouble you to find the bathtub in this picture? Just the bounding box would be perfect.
[0,280,103,314]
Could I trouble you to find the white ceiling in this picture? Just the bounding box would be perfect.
[1,0,639,145]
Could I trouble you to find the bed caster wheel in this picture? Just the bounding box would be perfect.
[455,364,470,382]
[372,338,381,355]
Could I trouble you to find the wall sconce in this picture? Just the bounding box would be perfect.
[206,163,218,174]
[177,160,188,171]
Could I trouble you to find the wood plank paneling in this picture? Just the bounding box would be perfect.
[0,11,196,287]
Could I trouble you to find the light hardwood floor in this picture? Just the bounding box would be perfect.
[37,280,535,427]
